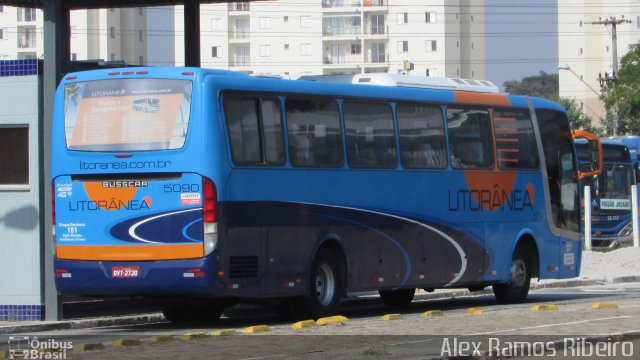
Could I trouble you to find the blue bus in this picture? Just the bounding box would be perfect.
[576,139,634,248]
[52,68,600,322]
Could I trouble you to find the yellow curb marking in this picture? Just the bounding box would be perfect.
[211,329,238,336]
[113,339,142,347]
[147,335,174,344]
[180,332,208,341]
[243,325,270,334]
[467,307,484,315]
[592,303,618,309]
[421,310,444,318]
[73,343,106,352]
[291,320,317,329]
[531,304,559,311]
[316,315,349,326]
[380,313,403,321]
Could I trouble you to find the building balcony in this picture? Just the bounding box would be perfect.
[228,2,250,13]
[230,29,250,41]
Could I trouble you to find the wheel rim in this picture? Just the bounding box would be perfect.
[315,263,335,306]
[511,259,527,289]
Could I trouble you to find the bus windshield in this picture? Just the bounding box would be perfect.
[577,142,633,213]
[63,78,192,151]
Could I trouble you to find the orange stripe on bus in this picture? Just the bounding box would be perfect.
[56,244,204,261]
[454,91,511,107]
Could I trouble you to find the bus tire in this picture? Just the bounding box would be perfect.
[303,248,343,319]
[492,250,531,303]
[379,288,415,308]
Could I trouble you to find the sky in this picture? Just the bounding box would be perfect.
[484,0,559,89]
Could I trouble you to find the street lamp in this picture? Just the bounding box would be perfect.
[558,64,605,124]
[558,64,601,97]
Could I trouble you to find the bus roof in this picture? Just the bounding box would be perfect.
[298,73,500,93]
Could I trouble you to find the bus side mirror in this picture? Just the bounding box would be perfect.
[571,130,603,180]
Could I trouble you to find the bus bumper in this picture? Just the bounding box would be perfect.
[54,256,222,296]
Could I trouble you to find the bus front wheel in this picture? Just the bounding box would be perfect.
[492,251,531,303]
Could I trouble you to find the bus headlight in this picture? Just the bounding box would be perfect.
[618,223,633,237]
[204,222,218,256]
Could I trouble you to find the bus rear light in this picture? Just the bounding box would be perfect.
[65,76,77,80]
[202,177,218,255]
[55,269,72,278]
[184,269,205,278]
[182,71,194,76]
[122,71,134,75]
[114,153,133,158]
[108,72,120,76]
[202,177,217,223]
[136,71,148,75]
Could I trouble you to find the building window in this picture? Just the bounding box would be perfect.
[211,18,222,31]
[260,44,271,57]
[351,43,361,55]
[0,28,7,40]
[300,43,312,56]
[138,30,143,42]
[0,126,29,185]
[300,15,311,28]
[0,6,4,12]
[425,40,437,52]
[637,16,640,29]
[426,68,437,77]
[397,40,408,53]
[139,56,144,65]
[259,17,271,29]
[110,53,116,61]
[425,11,437,23]
[71,53,77,61]
[109,26,115,39]
[212,46,222,58]
[284,43,290,50]
[138,7,143,16]
[283,16,289,22]
[397,12,408,24]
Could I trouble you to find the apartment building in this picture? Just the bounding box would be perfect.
[177,0,486,79]
[558,0,640,126]
[0,5,148,65]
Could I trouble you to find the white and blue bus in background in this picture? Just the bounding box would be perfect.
[576,139,635,248]
[52,68,601,323]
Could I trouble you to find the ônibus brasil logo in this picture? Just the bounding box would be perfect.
[7,336,72,359]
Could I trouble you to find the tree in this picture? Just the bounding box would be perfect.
[503,71,559,100]
[504,72,596,131]
[601,42,640,134]
[557,97,598,134]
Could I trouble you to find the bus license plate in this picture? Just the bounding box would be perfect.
[112,266,140,278]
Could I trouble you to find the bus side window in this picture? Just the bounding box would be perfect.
[493,109,539,170]
[343,101,397,169]
[447,108,494,169]
[224,94,285,166]
[285,97,343,168]
[397,103,447,169]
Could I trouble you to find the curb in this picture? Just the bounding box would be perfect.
[1,275,638,335]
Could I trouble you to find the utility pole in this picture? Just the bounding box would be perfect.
[590,16,632,135]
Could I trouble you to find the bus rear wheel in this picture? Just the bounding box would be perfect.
[493,251,531,303]
[379,288,415,309]
[298,248,343,319]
